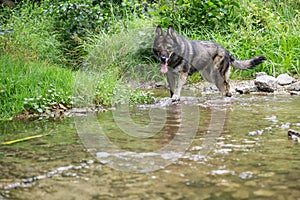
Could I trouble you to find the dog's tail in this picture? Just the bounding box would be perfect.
[231,55,267,70]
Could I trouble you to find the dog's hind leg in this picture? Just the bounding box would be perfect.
[213,68,232,97]
[223,81,232,97]
[223,70,232,97]
[214,55,232,97]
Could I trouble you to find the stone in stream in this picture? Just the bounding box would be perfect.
[287,81,300,91]
[235,86,258,94]
[254,74,277,92]
[288,129,300,142]
[277,73,294,86]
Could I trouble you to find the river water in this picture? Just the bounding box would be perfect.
[0,94,299,199]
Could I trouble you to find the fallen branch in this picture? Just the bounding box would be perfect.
[1,133,51,145]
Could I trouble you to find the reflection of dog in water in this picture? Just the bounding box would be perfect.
[153,25,267,100]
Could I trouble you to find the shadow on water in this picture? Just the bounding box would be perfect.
[0,94,300,199]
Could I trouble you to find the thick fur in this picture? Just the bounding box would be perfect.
[152,25,267,100]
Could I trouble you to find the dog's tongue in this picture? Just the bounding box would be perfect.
[161,63,168,74]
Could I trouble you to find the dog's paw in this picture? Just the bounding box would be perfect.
[171,95,180,102]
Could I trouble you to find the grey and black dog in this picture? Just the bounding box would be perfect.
[153,25,267,100]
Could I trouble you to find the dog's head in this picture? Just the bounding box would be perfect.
[152,25,178,74]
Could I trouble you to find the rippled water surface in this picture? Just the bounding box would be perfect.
[0,94,299,200]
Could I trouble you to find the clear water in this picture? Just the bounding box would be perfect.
[0,94,299,200]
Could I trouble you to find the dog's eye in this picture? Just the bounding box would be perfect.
[153,49,160,55]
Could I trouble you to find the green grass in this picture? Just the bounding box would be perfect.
[0,54,75,119]
[82,18,162,83]
[182,0,299,79]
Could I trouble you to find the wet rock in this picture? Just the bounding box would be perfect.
[248,129,264,136]
[239,171,254,179]
[155,81,166,89]
[288,129,300,142]
[156,97,174,106]
[211,170,235,175]
[290,91,300,95]
[254,74,277,92]
[235,86,258,94]
[256,72,267,77]
[277,73,294,85]
[202,85,219,95]
[287,81,300,91]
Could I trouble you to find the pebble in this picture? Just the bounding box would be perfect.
[232,190,250,199]
[211,170,235,175]
[235,86,258,94]
[244,180,257,187]
[258,172,275,177]
[248,129,264,136]
[239,171,254,179]
[253,189,275,197]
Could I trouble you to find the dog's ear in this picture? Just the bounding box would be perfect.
[155,25,163,37]
[167,25,176,38]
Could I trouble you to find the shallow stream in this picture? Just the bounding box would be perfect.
[0,93,299,199]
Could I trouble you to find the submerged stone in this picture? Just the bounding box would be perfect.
[253,189,275,197]
[232,190,250,199]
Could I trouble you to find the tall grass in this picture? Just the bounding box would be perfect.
[0,54,74,119]
[207,0,299,78]
[166,0,299,79]
[0,3,63,64]
[83,19,163,83]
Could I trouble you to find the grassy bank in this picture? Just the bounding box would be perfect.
[0,0,299,119]
[0,54,74,119]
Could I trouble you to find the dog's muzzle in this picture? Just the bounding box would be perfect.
[160,55,169,74]
[160,55,169,63]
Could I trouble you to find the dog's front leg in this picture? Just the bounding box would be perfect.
[172,72,188,101]
[166,70,176,97]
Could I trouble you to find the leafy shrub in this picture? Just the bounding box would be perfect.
[46,0,152,69]
[23,84,73,114]
[0,2,63,63]
[130,90,155,104]
[152,0,239,32]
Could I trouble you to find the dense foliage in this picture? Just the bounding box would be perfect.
[153,0,238,31]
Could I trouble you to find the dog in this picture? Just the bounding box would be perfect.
[152,25,267,100]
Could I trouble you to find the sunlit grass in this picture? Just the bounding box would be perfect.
[0,54,75,119]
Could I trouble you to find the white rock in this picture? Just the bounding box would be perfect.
[254,74,277,92]
[277,73,294,85]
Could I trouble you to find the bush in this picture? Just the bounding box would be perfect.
[152,0,239,32]
[0,2,63,63]
[46,0,152,69]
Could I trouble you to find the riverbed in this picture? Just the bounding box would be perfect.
[0,93,299,199]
